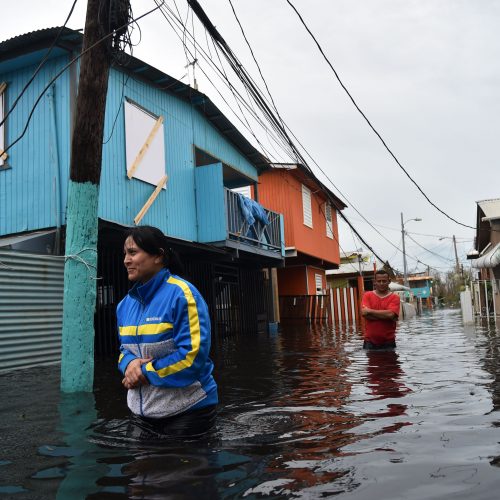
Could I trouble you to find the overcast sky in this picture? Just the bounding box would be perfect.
[3,0,499,274]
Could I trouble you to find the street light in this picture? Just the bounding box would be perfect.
[401,213,422,288]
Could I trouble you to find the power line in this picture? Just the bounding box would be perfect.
[0,0,79,130]
[1,1,166,157]
[405,233,455,263]
[173,1,462,272]
[155,0,294,159]
[284,0,475,231]
[153,1,291,163]
[185,1,394,261]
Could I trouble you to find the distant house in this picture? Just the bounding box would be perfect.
[469,198,500,317]
[257,163,346,319]
[326,250,380,291]
[0,27,284,370]
[394,273,434,308]
[326,250,381,324]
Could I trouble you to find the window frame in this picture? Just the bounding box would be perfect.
[325,202,333,239]
[124,97,166,188]
[302,184,313,228]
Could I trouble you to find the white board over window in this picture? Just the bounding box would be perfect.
[124,99,166,188]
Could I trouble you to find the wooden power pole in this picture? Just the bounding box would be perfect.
[452,235,460,275]
[61,0,129,392]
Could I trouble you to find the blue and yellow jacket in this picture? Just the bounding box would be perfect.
[117,268,218,418]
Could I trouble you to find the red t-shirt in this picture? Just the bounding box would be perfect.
[362,291,400,345]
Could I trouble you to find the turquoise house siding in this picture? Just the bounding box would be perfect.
[194,163,226,243]
[411,285,431,298]
[97,67,259,242]
[0,30,278,254]
[0,59,259,242]
[0,54,71,236]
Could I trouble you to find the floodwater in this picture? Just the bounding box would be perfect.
[2,309,500,499]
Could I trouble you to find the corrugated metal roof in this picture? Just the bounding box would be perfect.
[0,229,55,247]
[0,27,270,172]
[477,198,500,221]
[472,242,500,269]
[326,251,382,275]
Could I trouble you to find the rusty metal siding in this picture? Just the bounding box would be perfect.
[0,250,64,372]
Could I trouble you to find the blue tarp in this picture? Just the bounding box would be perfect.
[236,193,270,226]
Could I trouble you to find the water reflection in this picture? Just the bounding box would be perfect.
[364,349,411,433]
[51,393,107,499]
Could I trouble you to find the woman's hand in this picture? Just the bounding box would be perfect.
[122,357,152,389]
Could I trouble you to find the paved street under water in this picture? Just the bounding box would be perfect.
[2,309,500,499]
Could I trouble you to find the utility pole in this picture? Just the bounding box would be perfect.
[401,212,409,288]
[452,235,460,275]
[357,252,365,323]
[61,0,130,392]
[401,212,422,291]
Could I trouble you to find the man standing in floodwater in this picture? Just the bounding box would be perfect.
[361,269,401,349]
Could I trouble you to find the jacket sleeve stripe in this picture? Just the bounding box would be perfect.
[145,277,201,378]
[119,322,173,336]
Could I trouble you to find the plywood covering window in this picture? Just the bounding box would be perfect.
[302,184,313,228]
[124,98,166,188]
[325,202,333,239]
[0,82,7,168]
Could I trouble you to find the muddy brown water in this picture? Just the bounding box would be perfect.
[2,309,500,499]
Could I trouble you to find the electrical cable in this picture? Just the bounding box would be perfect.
[405,233,455,263]
[185,0,398,264]
[284,0,475,230]
[102,72,130,144]
[162,1,478,271]
[227,0,290,139]
[0,0,79,129]
[1,1,166,157]
[154,1,293,162]
[216,0,453,261]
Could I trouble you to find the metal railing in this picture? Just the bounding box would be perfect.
[225,188,282,253]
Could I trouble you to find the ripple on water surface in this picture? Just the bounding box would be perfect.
[2,310,500,499]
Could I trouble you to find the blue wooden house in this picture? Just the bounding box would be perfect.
[0,27,284,363]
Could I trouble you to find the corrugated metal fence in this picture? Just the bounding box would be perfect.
[0,249,64,372]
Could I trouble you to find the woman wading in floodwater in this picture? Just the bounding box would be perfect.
[117,226,218,438]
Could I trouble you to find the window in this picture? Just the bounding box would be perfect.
[231,185,252,199]
[0,82,7,168]
[302,184,312,228]
[315,273,323,295]
[124,98,166,188]
[325,203,333,239]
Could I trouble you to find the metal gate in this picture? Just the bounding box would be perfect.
[94,245,129,358]
[94,248,274,357]
[0,249,64,372]
[471,279,498,318]
[214,264,241,337]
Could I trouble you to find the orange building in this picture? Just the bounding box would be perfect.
[257,164,346,318]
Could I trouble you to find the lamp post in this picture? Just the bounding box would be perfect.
[401,212,422,288]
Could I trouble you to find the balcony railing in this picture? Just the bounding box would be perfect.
[225,188,282,254]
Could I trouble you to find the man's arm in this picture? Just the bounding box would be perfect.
[362,306,398,320]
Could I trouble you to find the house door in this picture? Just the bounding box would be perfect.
[214,265,241,337]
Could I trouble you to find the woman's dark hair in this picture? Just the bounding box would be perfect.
[124,225,185,276]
